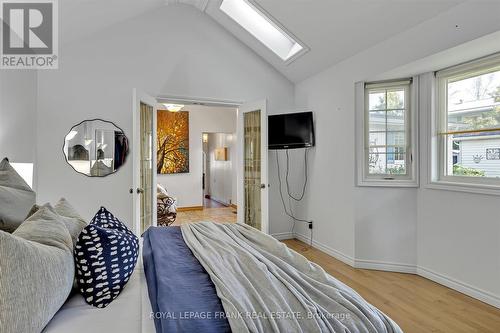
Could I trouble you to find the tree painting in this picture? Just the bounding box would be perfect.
[157,111,189,174]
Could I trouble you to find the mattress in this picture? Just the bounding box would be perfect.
[43,243,155,333]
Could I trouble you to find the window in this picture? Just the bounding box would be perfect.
[356,79,418,187]
[11,162,34,188]
[435,54,500,189]
[220,0,307,62]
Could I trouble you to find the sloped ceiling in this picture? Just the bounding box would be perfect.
[61,0,465,82]
[61,0,165,43]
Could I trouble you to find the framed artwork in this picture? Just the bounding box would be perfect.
[157,111,189,174]
[215,147,228,161]
[486,148,500,160]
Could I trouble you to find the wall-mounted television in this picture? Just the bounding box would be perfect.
[268,111,315,150]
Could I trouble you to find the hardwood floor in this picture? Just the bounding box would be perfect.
[283,239,500,333]
[203,197,227,208]
[172,206,237,225]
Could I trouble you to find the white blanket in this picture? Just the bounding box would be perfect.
[181,222,403,333]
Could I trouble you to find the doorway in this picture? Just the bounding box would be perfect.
[133,92,268,234]
[202,132,236,208]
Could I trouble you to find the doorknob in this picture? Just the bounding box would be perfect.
[137,188,144,194]
[260,184,266,189]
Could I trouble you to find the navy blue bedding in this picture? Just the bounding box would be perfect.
[142,226,231,333]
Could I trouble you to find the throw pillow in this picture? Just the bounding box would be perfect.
[0,206,74,333]
[23,199,87,248]
[74,207,139,308]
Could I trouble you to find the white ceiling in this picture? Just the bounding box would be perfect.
[61,0,464,83]
[60,0,165,43]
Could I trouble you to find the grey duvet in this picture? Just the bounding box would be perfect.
[181,222,403,333]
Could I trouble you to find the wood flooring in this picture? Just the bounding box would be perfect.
[283,239,500,333]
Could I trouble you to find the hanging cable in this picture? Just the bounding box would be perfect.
[276,150,311,224]
[276,149,313,248]
[285,148,309,201]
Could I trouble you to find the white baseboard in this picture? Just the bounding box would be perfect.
[294,232,355,266]
[354,259,417,274]
[289,232,500,309]
[271,232,294,240]
[417,266,500,309]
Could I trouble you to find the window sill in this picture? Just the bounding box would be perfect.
[426,180,500,196]
[357,179,419,188]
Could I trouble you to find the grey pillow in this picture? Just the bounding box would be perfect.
[24,199,87,248]
[54,198,87,246]
[54,198,87,226]
[0,206,74,333]
[25,204,40,220]
[0,158,36,232]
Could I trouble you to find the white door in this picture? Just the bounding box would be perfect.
[132,89,157,236]
[237,99,269,234]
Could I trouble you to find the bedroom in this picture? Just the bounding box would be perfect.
[1,0,500,332]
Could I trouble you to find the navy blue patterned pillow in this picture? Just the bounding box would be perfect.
[74,207,139,308]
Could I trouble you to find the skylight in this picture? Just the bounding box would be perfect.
[220,0,306,62]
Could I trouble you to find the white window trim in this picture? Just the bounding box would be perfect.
[428,53,500,195]
[355,77,419,187]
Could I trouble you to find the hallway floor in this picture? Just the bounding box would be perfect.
[173,206,237,225]
[203,197,227,208]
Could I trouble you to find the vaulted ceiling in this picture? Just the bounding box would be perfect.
[61,0,465,82]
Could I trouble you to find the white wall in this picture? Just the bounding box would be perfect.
[157,106,236,207]
[19,0,500,307]
[0,71,37,164]
[292,1,500,304]
[206,132,236,206]
[35,4,295,230]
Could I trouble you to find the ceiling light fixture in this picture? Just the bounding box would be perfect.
[163,103,184,112]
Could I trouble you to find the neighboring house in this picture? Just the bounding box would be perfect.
[458,135,500,177]
[449,98,500,177]
[369,111,406,174]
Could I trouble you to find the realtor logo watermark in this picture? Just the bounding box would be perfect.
[1,0,58,69]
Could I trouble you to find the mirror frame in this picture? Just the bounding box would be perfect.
[62,118,129,178]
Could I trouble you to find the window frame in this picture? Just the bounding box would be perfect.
[355,78,419,187]
[432,53,500,192]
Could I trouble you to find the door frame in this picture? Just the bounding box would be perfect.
[201,131,238,208]
[146,94,269,234]
[132,89,158,236]
[157,95,243,214]
[237,99,269,234]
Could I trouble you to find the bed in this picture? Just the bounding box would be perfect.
[42,222,402,333]
[141,222,403,333]
[43,240,156,333]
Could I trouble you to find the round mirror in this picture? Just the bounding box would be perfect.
[63,119,129,177]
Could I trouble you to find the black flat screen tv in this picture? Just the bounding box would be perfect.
[268,112,315,150]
